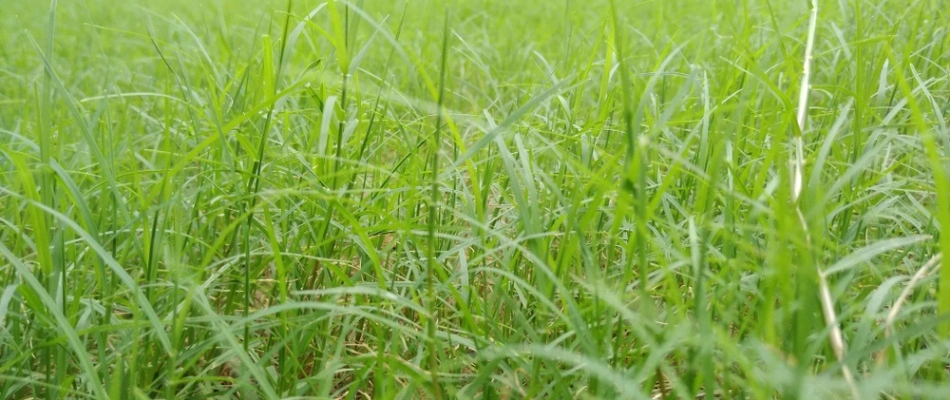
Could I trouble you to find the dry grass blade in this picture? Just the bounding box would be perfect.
[792,0,859,397]
[873,254,942,365]
[883,254,943,338]
[792,0,819,202]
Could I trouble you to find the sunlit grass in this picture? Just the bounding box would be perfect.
[2,0,950,398]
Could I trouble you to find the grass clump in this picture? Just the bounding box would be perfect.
[2,0,950,398]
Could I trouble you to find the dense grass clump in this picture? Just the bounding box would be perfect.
[2,0,950,398]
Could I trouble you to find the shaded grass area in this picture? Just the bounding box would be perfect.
[2,0,950,398]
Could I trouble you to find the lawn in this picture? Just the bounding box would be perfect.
[2,0,950,398]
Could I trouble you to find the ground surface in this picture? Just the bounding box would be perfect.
[2,0,950,398]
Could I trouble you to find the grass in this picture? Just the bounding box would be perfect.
[2,0,950,398]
